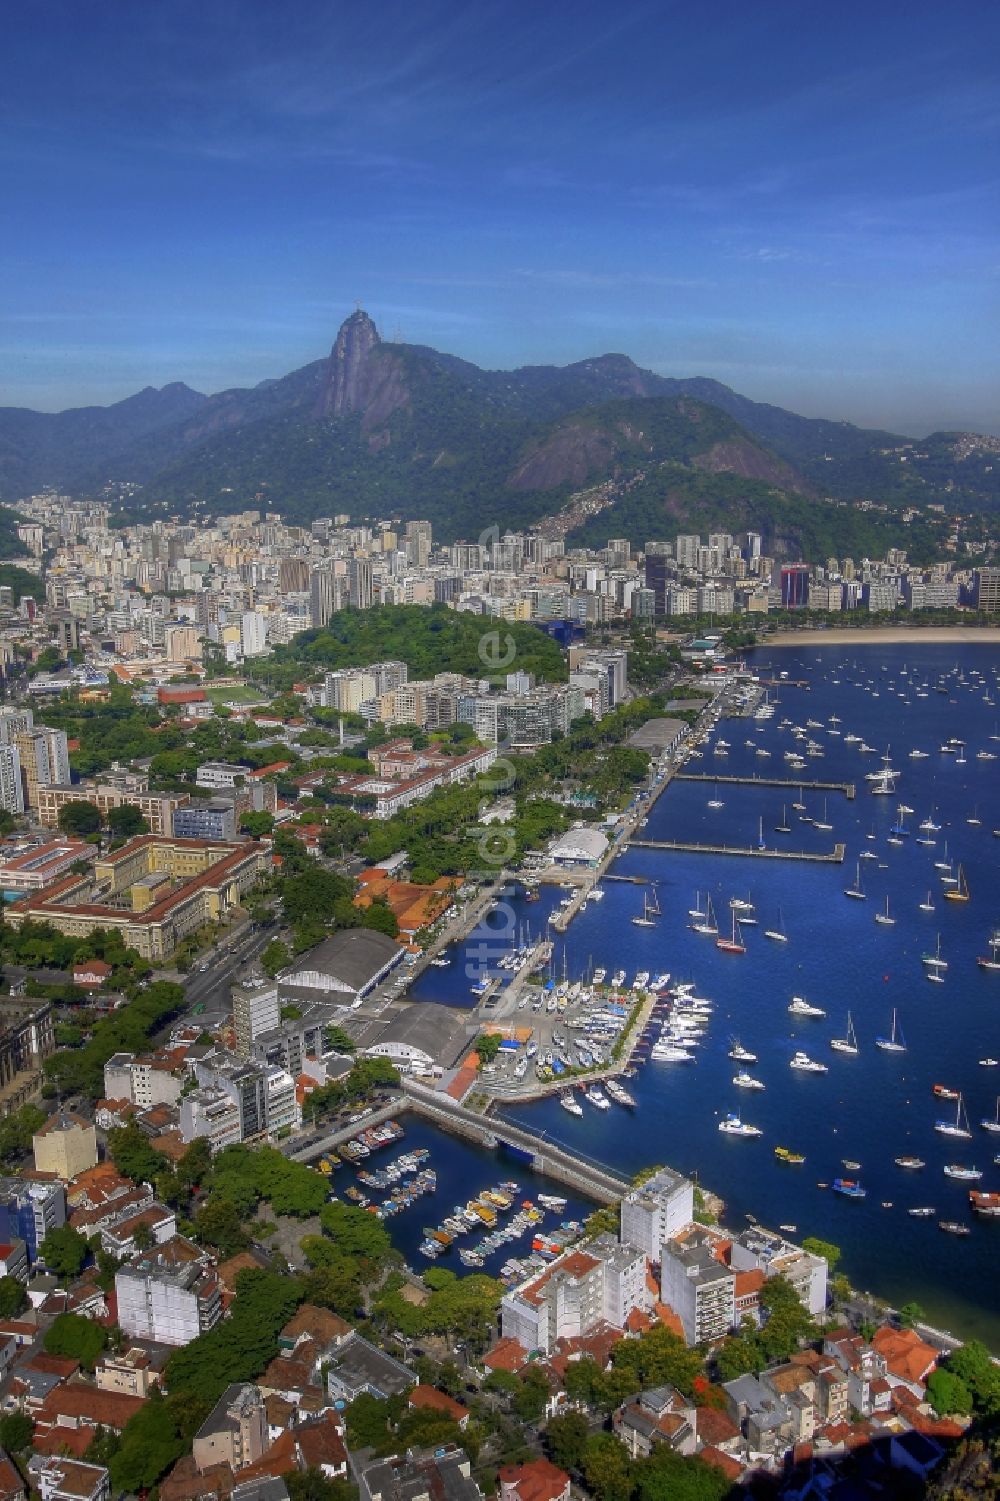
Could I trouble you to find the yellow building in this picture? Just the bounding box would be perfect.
[7,835,269,961]
[33,1109,98,1180]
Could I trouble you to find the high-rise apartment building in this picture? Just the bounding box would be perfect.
[14,727,70,807]
[310,567,338,628]
[0,707,33,746]
[0,746,24,815]
[348,556,373,610]
[780,565,810,610]
[278,557,310,594]
[973,568,1000,612]
[643,544,672,615]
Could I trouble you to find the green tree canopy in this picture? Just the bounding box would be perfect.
[40,1225,90,1280]
[163,1268,303,1406]
[0,1410,32,1454]
[0,1276,27,1320]
[261,938,290,978]
[801,1237,841,1274]
[57,799,103,837]
[107,1121,168,1184]
[946,1340,1000,1416]
[545,1410,590,1472]
[44,1311,109,1369]
[107,804,148,837]
[582,1434,634,1501]
[926,1368,973,1418]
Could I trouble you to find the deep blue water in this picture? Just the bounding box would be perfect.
[371,644,1000,1345]
[502,643,1000,1344]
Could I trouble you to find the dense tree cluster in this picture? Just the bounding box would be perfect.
[715,1276,818,1381]
[163,1268,303,1406]
[259,605,567,691]
[373,1268,503,1355]
[43,980,186,1098]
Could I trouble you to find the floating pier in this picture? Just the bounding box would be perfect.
[628,837,847,863]
[676,772,855,799]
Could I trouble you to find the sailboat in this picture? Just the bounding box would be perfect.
[874,895,895,927]
[831,1012,860,1055]
[707,784,724,809]
[844,862,866,900]
[889,804,910,838]
[943,864,970,903]
[814,798,833,832]
[764,908,788,943]
[757,816,766,851]
[934,1094,972,1139]
[922,934,948,972]
[977,930,1000,971]
[875,1010,906,1053]
[691,894,718,936]
[774,804,791,834]
[919,890,935,913]
[980,1098,1000,1135]
[631,887,659,928]
[716,909,746,954]
[688,892,706,919]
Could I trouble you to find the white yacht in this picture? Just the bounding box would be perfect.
[788,996,826,1019]
[728,1040,758,1063]
[790,1051,829,1074]
[718,1112,763,1138]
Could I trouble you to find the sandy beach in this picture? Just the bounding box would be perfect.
[760,626,1000,648]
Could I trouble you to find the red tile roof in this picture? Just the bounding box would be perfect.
[296,1412,349,1472]
[498,1458,570,1501]
[483,1337,529,1374]
[37,1384,145,1432]
[409,1386,468,1423]
[697,1446,743,1483]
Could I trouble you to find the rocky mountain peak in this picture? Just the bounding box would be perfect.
[317,309,382,418]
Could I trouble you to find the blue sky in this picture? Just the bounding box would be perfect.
[2,0,998,433]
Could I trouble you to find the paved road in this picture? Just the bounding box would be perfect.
[155,919,278,1036]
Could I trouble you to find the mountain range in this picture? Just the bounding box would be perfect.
[2,311,998,556]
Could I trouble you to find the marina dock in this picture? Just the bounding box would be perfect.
[675,772,855,799]
[628,837,847,863]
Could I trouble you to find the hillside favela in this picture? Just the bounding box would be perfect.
[1,7,999,1501]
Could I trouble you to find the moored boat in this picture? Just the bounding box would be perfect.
[788,996,826,1018]
[719,1111,763,1138]
[774,1146,806,1164]
[830,1012,859,1055]
[790,1051,828,1073]
[876,1010,906,1053]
